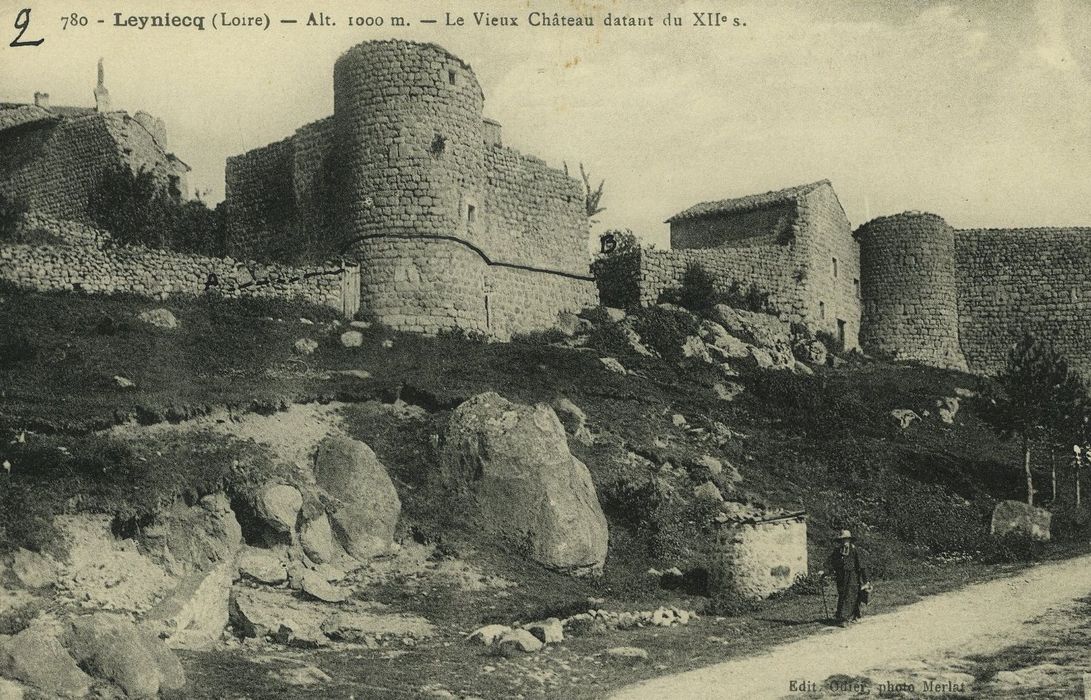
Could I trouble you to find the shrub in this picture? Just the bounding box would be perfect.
[816,329,844,356]
[90,167,222,255]
[676,263,718,314]
[586,320,634,357]
[630,306,700,361]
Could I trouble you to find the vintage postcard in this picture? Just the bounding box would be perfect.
[1,1,1090,698]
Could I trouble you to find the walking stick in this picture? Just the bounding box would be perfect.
[819,574,830,621]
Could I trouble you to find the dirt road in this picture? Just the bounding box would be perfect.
[612,552,1091,699]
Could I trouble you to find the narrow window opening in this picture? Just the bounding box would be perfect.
[448,69,457,85]
[467,204,477,224]
[819,301,826,320]
[837,319,847,348]
[832,257,839,278]
[853,278,860,298]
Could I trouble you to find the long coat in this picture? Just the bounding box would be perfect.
[827,544,868,622]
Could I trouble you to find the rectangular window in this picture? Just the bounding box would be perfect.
[448,69,457,85]
[832,257,839,278]
[819,301,826,319]
[837,319,846,348]
[467,204,476,223]
[853,278,860,298]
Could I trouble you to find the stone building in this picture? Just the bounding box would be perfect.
[596,180,861,348]
[0,60,190,221]
[222,39,597,339]
[596,181,1091,378]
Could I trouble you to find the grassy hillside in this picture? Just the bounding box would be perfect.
[2,283,1087,697]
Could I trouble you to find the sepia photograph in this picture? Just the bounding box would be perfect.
[1,0,1090,697]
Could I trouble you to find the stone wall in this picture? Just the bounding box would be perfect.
[1,215,357,314]
[481,146,587,275]
[0,117,116,220]
[855,212,968,370]
[592,244,801,320]
[348,235,595,339]
[0,112,187,222]
[709,514,808,600]
[955,227,1091,378]
[795,184,861,348]
[223,137,296,260]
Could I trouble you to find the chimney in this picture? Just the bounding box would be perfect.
[93,58,111,112]
[33,92,50,109]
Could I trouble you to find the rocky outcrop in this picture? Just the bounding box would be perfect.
[64,613,185,697]
[142,493,242,575]
[254,484,303,534]
[441,392,609,575]
[0,624,91,698]
[313,436,401,561]
[136,308,178,330]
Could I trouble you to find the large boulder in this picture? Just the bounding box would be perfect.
[299,513,349,565]
[991,500,1051,541]
[141,493,242,575]
[10,549,58,590]
[793,338,828,366]
[64,613,185,697]
[440,393,609,575]
[0,624,91,698]
[146,559,236,650]
[313,436,401,561]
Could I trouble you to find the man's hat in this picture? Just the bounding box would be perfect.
[834,529,854,541]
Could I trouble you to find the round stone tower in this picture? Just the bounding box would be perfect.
[855,212,967,370]
[333,40,486,240]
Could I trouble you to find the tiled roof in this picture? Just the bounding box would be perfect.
[0,104,59,132]
[666,179,830,223]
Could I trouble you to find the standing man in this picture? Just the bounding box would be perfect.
[825,529,869,627]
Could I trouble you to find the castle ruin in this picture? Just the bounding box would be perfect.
[222,39,597,339]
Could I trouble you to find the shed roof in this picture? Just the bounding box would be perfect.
[666,179,830,223]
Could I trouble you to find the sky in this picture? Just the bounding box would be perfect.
[1,0,1089,248]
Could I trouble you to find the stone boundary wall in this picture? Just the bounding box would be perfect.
[348,235,595,338]
[0,215,358,315]
[955,227,1091,378]
[592,245,800,318]
[223,137,296,260]
[709,514,808,600]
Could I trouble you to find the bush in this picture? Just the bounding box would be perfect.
[676,263,718,314]
[90,167,223,255]
[510,328,566,345]
[630,306,700,361]
[816,329,844,356]
[659,264,778,316]
[979,531,1047,563]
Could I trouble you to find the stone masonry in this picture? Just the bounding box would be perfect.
[0,215,359,314]
[223,40,595,339]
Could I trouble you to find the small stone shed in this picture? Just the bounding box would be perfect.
[709,509,808,600]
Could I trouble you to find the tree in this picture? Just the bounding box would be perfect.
[564,161,605,222]
[980,334,1087,505]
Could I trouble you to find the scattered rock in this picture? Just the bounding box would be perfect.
[604,307,626,323]
[441,393,609,575]
[793,338,828,365]
[681,335,712,362]
[277,663,332,687]
[496,629,543,654]
[136,308,178,330]
[254,484,303,534]
[293,338,319,355]
[112,375,135,389]
[467,625,510,647]
[301,572,348,603]
[524,618,564,645]
[146,559,235,650]
[697,454,723,475]
[709,305,791,353]
[349,320,372,330]
[64,613,185,697]
[299,318,314,326]
[991,500,1051,541]
[671,414,687,427]
[230,588,328,648]
[238,547,288,586]
[793,361,815,376]
[381,339,394,349]
[712,381,744,402]
[556,312,582,337]
[314,436,401,561]
[954,387,977,399]
[320,609,436,644]
[552,397,594,446]
[600,357,627,375]
[936,396,960,424]
[331,369,371,380]
[743,346,776,370]
[0,678,23,700]
[10,549,57,590]
[694,481,724,502]
[606,646,649,660]
[891,409,921,430]
[340,331,364,348]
